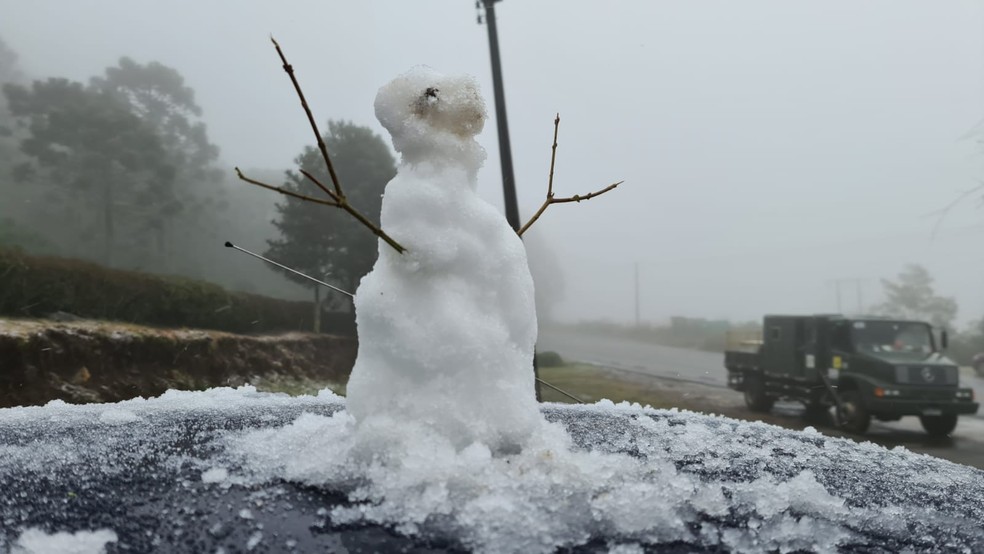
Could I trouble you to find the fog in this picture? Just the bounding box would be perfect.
[2,0,983,327]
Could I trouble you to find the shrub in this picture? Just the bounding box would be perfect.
[0,248,329,334]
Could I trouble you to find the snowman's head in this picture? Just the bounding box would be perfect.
[375,67,487,167]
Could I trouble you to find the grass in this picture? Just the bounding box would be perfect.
[251,362,727,415]
[253,374,346,397]
[538,363,699,409]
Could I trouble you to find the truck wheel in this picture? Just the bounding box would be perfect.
[803,403,832,425]
[919,414,958,437]
[835,390,870,435]
[743,374,774,413]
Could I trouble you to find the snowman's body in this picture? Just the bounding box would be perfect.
[344,68,542,451]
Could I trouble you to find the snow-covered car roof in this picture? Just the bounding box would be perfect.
[1,387,982,553]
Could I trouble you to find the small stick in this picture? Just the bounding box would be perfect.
[235,167,338,207]
[238,167,406,253]
[517,114,622,237]
[235,38,406,254]
[927,182,984,240]
[271,37,343,199]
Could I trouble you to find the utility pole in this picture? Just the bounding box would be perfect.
[477,0,520,231]
[477,1,540,401]
[634,262,640,326]
[826,278,864,313]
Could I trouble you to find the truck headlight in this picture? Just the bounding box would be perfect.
[955,390,975,400]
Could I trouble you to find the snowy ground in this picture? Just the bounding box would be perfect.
[2,387,983,553]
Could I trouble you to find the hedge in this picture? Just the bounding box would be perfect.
[0,247,333,334]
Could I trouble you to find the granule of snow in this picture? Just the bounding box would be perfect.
[246,531,262,551]
[223,403,862,553]
[98,409,140,424]
[13,528,117,554]
[201,467,229,484]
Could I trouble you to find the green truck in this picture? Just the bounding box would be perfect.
[725,314,978,436]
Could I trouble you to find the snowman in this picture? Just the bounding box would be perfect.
[343,67,543,452]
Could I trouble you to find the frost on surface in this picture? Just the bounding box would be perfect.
[220,397,984,552]
[346,67,541,452]
[1,390,984,552]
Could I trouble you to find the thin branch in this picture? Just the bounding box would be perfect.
[296,169,405,253]
[298,169,340,203]
[248,37,406,254]
[547,114,559,198]
[548,182,622,205]
[270,37,343,199]
[926,182,984,240]
[339,200,407,254]
[517,114,622,237]
[235,167,338,207]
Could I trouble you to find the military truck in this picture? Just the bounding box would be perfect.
[725,314,978,436]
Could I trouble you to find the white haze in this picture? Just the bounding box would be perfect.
[2,1,983,326]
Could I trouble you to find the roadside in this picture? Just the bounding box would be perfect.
[0,318,354,408]
[539,360,984,470]
[4,317,981,471]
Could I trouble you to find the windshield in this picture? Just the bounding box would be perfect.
[850,320,936,361]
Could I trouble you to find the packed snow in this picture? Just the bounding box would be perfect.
[346,67,541,452]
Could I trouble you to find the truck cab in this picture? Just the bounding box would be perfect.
[725,314,978,436]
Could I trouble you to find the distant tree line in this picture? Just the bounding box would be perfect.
[0,35,400,323]
[565,264,983,366]
[871,264,983,366]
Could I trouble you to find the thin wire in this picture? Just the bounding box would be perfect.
[224,241,353,298]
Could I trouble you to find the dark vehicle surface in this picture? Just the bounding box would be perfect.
[2,389,983,552]
[726,314,978,436]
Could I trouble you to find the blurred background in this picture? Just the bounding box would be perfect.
[1,1,982,359]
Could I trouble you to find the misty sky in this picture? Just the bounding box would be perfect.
[3,1,983,327]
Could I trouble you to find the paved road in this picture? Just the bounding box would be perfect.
[538,327,726,386]
[538,326,984,468]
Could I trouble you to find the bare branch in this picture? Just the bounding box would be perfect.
[270,37,343,199]
[298,169,340,203]
[296,168,405,253]
[238,167,406,253]
[547,114,559,198]
[236,37,406,254]
[338,200,407,254]
[235,167,338,207]
[517,115,623,237]
[926,182,984,240]
[549,182,622,205]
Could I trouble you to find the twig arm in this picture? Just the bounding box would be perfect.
[517,114,623,237]
[235,167,339,207]
[547,114,559,198]
[255,37,404,254]
[339,202,406,254]
[298,169,340,203]
[517,181,621,237]
[550,182,622,205]
[517,200,551,237]
[270,37,343,199]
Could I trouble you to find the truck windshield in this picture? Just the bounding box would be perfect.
[850,320,936,361]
